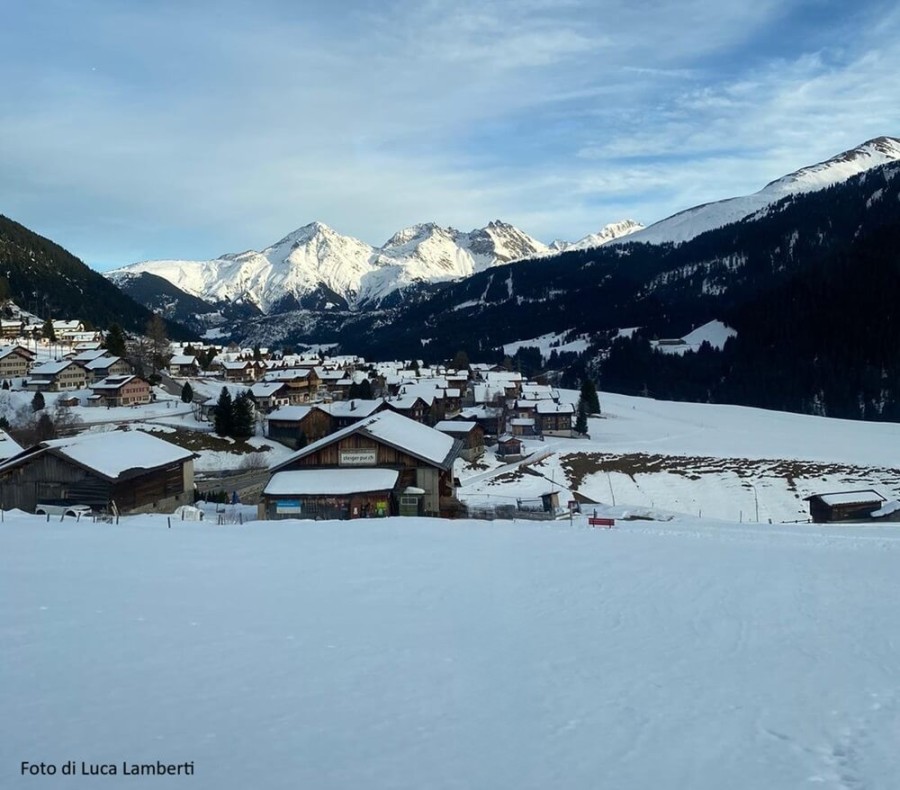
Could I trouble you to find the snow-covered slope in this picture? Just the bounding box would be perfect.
[5,512,900,789]
[109,220,551,312]
[616,136,900,246]
[550,219,645,251]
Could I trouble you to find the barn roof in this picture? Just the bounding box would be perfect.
[271,411,460,472]
[0,430,194,482]
[806,490,886,506]
[264,469,399,496]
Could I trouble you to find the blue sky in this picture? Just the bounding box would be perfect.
[2,0,898,270]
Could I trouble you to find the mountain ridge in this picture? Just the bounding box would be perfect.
[107,218,639,313]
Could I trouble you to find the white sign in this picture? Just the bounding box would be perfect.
[340,449,377,466]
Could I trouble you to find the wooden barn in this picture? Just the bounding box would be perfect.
[434,420,485,461]
[0,430,195,514]
[804,490,889,523]
[266,405,332,449]
[261,411,462,520]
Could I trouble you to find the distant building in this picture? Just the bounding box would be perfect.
[804,490,891,523]
[27,360,87,392]
[0,346,32,380]
[88,375,152,407]
[433,420,485,461]
[535,401,575,436]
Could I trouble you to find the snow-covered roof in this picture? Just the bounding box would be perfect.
[71,349,110,363]
[388,393,433,409]
[169,354,198,366]
[0,429,24,462]
[815,490,886,506]
[434,420,478,434]
[249,382,287,398]
[264,469,399,496]
[84,355,123,371]
[0,346,30,360]
[0,431,194,481]
[267,405,313,422]
[324,399,384,419]
[91,375,139,391]
[30,360,77,376]
[535,401,575,414]
[272,411,459,472]
[264,368,313,382]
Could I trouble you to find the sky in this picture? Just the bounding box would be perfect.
[2,0,899,271]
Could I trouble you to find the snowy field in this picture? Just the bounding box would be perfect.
[459,392,900,523]
[4,513,900,789]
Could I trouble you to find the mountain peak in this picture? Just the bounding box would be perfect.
[763,136,900,196]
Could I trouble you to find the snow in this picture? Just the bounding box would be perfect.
[264,469,399,495]
[653,320,737,354]
[108,220,550,312]
[3,513,900,789]
[503,331,590,359]
[818,491,884,506]
[456,390,900,523]
[872,500,900,518]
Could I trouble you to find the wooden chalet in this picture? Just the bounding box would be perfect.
[804,490,890,523]
[0,319,24,338]
[248,382,292,414]
[81,354,132,383]
[323,399,387,430]
[27,360,87,392]
[262,411,463,520]
[169,355,200,377]
[88,375,152,407]
[0,431,195,514]
[434,420,484,461]
[262,368,320,403]
[496,434,524,460]
[266,406,331,449]
[382,393,431,424]
[535,401,575,436]
[0,345,32,380]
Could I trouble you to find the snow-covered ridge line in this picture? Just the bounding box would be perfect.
[613,136,900,247]
[106,219,642,313]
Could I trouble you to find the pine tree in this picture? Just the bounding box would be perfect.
[213,387,233,436]
[180,382,194,403]
[231,392,255,439]
[42,317,56,341]
[580,377,601,415]
[31,390,45,412]
[104,323,127,357]
[575,398,589,434]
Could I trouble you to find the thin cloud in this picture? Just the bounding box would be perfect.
[0,0,897,267]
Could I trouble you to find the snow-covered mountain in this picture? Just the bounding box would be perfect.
[109,220,555,313]
[550,219,645,251]
[616,136,900,246]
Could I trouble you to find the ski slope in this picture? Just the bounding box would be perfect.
[3,514,900,789]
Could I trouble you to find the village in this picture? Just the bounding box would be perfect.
[0,313,597,522]
[0,313,897,527]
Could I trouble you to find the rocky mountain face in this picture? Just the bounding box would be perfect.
[107,217,648,315]
[109,219,569,313]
